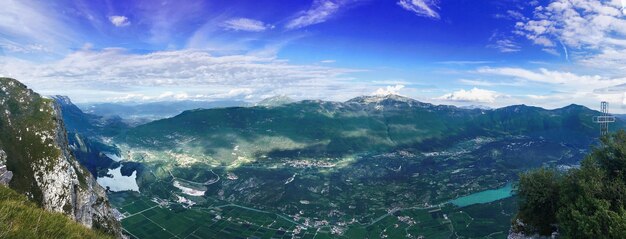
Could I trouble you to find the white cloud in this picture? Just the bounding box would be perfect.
[516,0,626,71]
[506,10,527,21]
[0,39,50,54]
[493,0,626,111]
[516,1,626,49]
[0,48,376,103]
[0,0,76,53]
[397,0,440,19]
[437,88,501,103]
[579,48,626,71]
[222,18,272,32]
[285,0,342,29]
[475,67,626,89]
[459,79,523,87]
[108,15,130,27]
[372,85,405,96]
[474,66,626,111]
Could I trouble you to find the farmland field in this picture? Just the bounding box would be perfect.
[111,191,517,239]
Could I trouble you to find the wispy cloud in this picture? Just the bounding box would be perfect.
[108,16,130,27]
[475,67,614,86]
[222,18,273,32]
[285,0,342,29]
[459,79,523,87]
[437,88,502,103]
[493,10,528,21]
[0,0,76,54]
[397,0,440,19]
[437,60,493,65]
[467,65,626,110]
[135,0,208,44]
[490,39,521,53]
[0,39,50,54]
[487,31,521,53]
[0,48,373,102]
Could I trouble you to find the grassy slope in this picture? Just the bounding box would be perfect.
[0,186,112,239]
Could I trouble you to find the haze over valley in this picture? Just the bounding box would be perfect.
[2,0,626,238]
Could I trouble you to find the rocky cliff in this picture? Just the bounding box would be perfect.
[0,149,11,185]
[0,78,121,236]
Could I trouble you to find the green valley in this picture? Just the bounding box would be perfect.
[57,94,614,238]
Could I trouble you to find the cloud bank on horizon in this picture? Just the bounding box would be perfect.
[0,0,626,112]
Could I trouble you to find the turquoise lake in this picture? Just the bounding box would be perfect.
[448,182,514,207]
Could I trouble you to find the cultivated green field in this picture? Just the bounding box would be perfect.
[111,191,517,239]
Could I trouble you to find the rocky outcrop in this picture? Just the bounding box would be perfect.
[508,232,557,239]
[508,220,557,239]
[0,78,121,237]
[0,150,12,185]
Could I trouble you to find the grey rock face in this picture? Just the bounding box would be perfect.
[0,150,12,186]
[0,78,122,237]
[46,104,122,236]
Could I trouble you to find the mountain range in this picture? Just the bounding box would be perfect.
[2,76,623,238]
[78,100,247,126]
[118,94,609,165]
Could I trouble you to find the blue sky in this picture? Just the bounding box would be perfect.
[1,0,626,112]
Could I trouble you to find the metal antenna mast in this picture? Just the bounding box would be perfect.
[593,101,616,136]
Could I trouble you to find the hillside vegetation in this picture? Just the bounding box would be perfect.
[119,95,609,165]
[0,185,112,239]
[516,130,626,238]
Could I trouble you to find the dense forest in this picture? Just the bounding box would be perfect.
[516,130,626,238]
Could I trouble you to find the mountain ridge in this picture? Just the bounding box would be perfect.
[166,95,601,118]
[117,93,612,166]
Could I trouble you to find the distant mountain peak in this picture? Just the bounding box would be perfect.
[347,94,413,103]
[256,95,294,107]
[346,95,434,110]
[562,104,586,109]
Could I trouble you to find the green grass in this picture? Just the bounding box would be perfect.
[119,197,303,239]
[119,198,157,215]
[115,192,519,239]
[0,186,112,239]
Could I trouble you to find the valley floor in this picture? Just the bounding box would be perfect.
[111,192,517,239]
